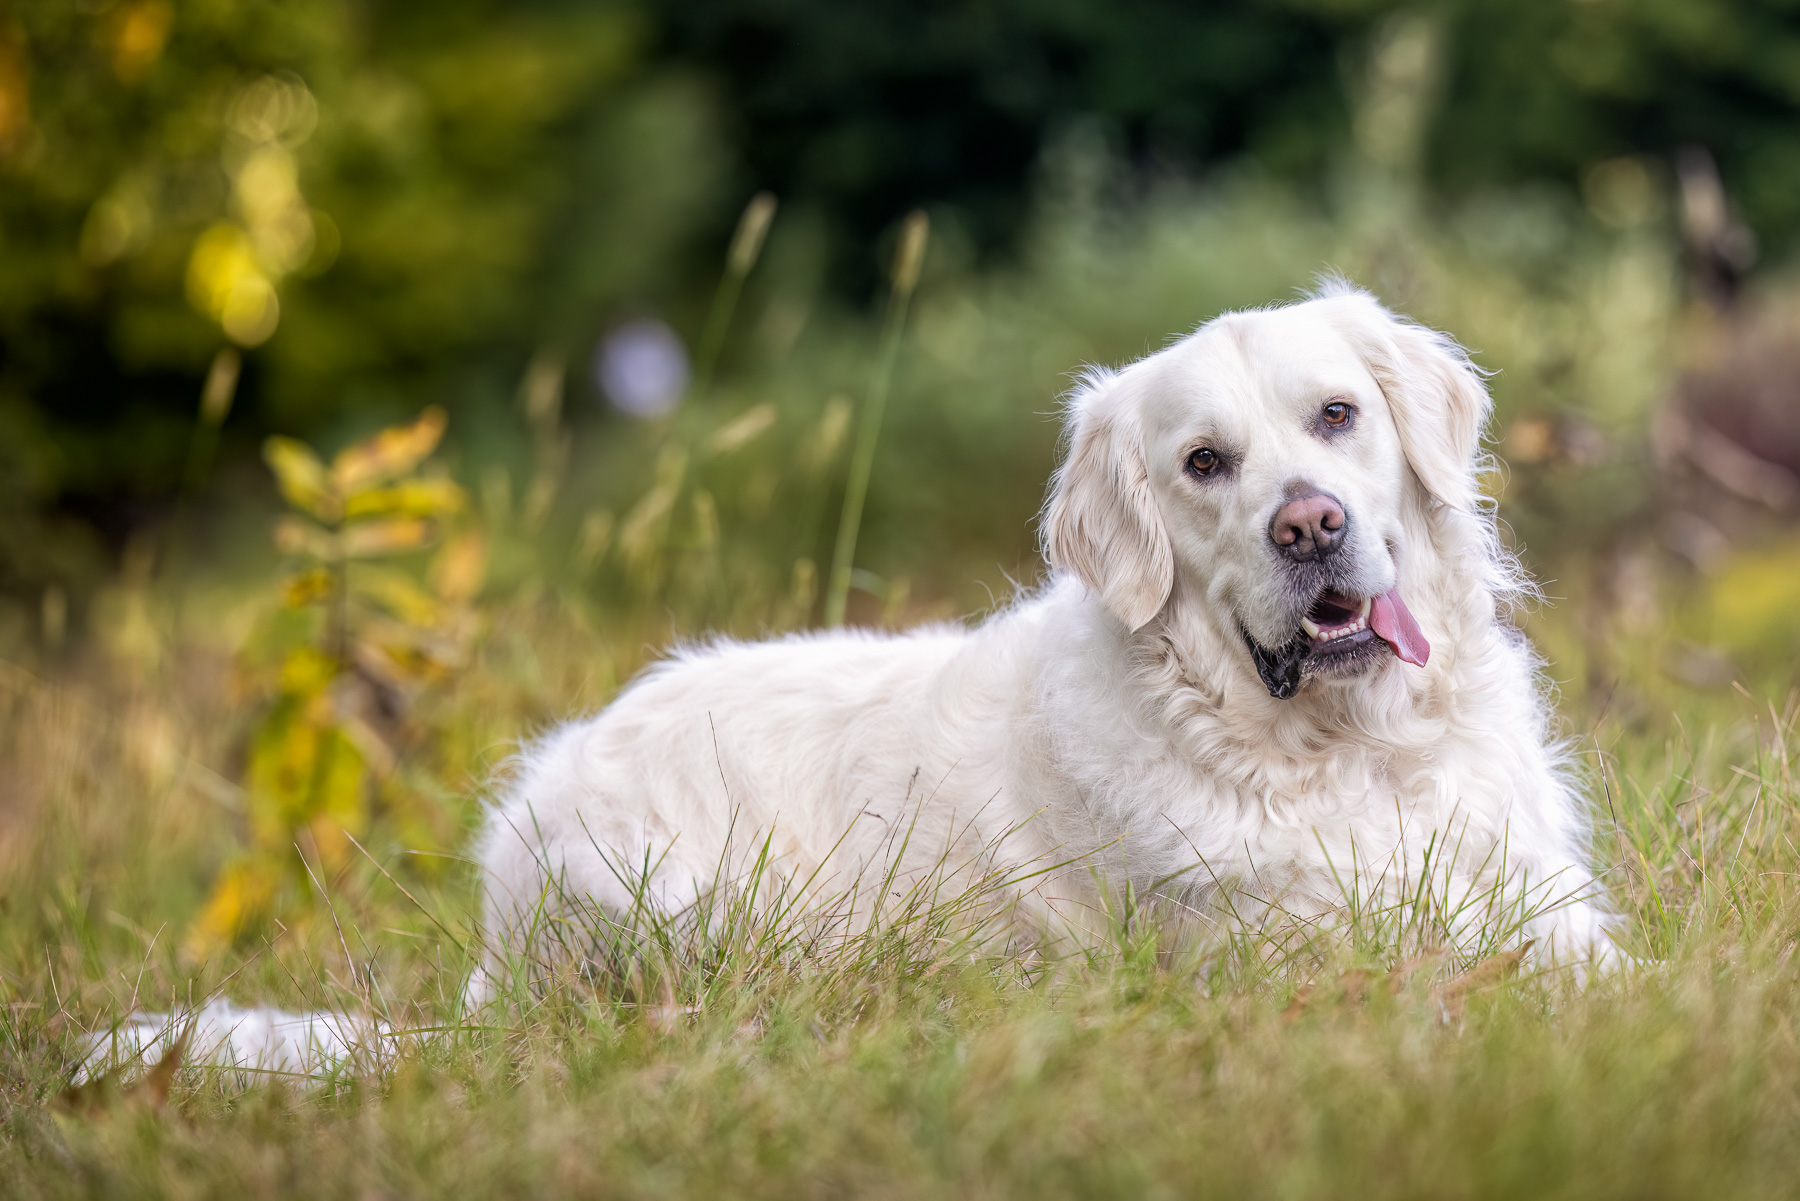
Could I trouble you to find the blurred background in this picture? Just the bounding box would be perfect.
[6,0,1800,949]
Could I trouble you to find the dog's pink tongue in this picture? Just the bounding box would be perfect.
[1369,590,1430,667]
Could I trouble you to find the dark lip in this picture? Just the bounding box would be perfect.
[1244,629,1310,699]
[1308,627,1377,656]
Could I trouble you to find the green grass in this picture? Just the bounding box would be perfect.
[5,580,1800,1200]
[6,171,1800,1197]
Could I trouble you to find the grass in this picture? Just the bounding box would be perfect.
[5,170,1800,1196]
[5,577,1800,1199]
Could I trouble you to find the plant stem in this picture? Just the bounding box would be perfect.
[691,192,778,400]
[826,211,929,627]
[182,348,242,495]
[164,347,243,588]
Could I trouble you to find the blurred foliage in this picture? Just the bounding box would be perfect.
[1429,0,1800,247]
[652,0,1360,287]
[185,406,485,958]
[0,0,725,592]
[2,0,1799,657]
[656,0,1800,277]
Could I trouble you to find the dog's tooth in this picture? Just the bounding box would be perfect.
[1358,596,1372,620]
[1301,617,1321,639]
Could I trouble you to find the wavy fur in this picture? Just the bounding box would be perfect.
[469,286,1617,1002]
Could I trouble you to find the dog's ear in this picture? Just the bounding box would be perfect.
[1325,288,1492,513]
[1041,368,1174,631]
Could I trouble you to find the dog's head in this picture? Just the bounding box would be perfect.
[1042,284,1491,699]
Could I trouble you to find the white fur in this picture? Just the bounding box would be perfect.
[91,286,1617,1079]
[76,1002,386,1083]
[470,285,1616,1001]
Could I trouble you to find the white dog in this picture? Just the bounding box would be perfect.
[90,283,1617,1077]
[470,281,1617,1002]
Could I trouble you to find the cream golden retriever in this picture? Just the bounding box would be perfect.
[91,283,1618,1075]
[468,282,1617,1002]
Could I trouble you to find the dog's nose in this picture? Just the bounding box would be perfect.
[1269,492,1346,560]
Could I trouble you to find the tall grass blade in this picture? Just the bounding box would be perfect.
[691,191,778,400]
[826,210,929,627]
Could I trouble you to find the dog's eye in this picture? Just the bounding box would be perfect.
[1187,448,1219,476]
[1322,401,1354,429]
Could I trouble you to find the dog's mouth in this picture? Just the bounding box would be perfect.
[1246,589,1431,700]
[1302,591,1372,645]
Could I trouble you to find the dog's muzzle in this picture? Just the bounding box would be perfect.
[1245,589,1431,699]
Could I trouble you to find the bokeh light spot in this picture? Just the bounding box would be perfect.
[595,320,689,418]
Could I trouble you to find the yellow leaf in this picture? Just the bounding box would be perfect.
[332,407,447,495]
[343,478,467,521]
[430,530,488,602]
[245,704,369,861]
[283,567,335,606]
[183,859,277,960]
[273,515,338,560]
[307,729,367,869]
[278,646,337,697]
[356,628,455,684]
[247,705,317,843]
[341,517,432,558]
[352,566,441,626]
[264,437,339,520]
